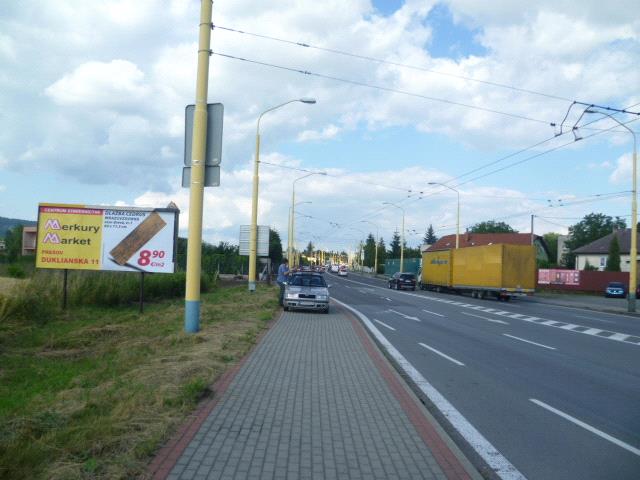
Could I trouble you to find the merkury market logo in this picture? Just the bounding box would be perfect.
[42,218,100,245]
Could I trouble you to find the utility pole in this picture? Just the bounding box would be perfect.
[531,214,535,246]
[184,0,212,333]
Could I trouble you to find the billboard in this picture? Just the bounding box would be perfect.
[36,203,179,273]
[239,225,270,257]
[537,269,580,286]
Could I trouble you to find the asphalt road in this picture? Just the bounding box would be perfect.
[326,271,640,480]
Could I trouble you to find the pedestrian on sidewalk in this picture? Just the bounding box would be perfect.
[277,258,290,306]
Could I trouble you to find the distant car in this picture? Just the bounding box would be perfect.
[389,272,416,290]
[284,272,330,313]
[605,282,626,298]
[338,265,348,276]
[330,264,340,273]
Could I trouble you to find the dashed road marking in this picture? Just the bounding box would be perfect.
[460,311,509,325]
[419,342,465,366]
[503,334,556,350]
[422,309,445,317]
[374,319,396,331]
[530,399,640,457]
[388,309,421,322]
[421,296,640,347]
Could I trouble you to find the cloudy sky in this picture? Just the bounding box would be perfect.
[1,0,639,252]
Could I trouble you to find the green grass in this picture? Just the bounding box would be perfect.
[0,283,279,479]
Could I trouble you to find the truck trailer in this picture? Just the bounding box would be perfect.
[419,244,536,300]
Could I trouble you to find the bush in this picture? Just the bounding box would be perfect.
[7,264,26,278]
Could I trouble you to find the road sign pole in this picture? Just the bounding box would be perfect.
[185,0,212,333]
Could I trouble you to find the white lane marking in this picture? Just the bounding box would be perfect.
[374,319,396,331]
[460,311,509,325]
[419,342,465,366]
[503,334,556,350]
[388,309,421,322]
[332,274,639,346]
[333,298,526,480]
[422,309,445,317]
[384,297,392,302]
[573,314,616,324]
[530,399,640,457]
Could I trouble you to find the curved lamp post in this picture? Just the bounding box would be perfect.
[383,202,405,273]
[360,220,379,274]
[248,98,316,292]
[429,182,460,249]
[289,171,326,265]
[289,201,312,267]
[585,109,637,312]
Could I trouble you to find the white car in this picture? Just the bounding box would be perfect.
[330,264,340,273]
[338,266,348,276]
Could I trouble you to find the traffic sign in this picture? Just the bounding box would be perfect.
[184,103,223,166]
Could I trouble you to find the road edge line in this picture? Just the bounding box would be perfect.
[333,297,527,480]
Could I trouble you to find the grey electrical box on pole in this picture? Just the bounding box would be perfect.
[182,103,223,187]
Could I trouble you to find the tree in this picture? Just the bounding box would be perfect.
[469,220,517,233]
[376,237,387,273]
[363,233,376,268]
[389,230,401,258]
[563,213,626,267]
[304,241,314,256]
[4,225,23,261]
[543,232,560,265]
[606,235,621,272]
[423,224,437,245]
[269,229,283,266]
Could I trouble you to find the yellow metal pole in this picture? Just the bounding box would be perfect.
[630,136,637,312]
[248,131,260,291]
[185,0,212,333]
[289,188,296,265]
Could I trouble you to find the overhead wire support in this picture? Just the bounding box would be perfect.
[211,23,575,104]
[211,51,553,125]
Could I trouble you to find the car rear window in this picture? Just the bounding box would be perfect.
[608,283,624,288]
[291,275,326,287]
[400,274,415,280]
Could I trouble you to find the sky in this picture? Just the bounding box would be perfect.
[1,0,639,254]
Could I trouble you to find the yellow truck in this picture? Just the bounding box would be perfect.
[419,244,536,300]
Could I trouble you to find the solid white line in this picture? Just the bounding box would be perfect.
[419,342,465,366]
[530,399,640,457]
[460,311,509,325]
[332,297,526,480]
[503,334,556,350]
[374,319,396,331]
[422,309,445,317]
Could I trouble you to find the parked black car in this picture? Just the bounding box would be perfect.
[388,272,416,291]
[604,282,626,298]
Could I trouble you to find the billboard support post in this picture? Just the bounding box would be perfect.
[62,269,68,310]
[184,0,213,333]
[139,272,145,314]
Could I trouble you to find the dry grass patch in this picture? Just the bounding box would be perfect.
[0,284,279,479]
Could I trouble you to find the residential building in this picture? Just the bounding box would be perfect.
[573,229,637,272]
[21,226,37,256]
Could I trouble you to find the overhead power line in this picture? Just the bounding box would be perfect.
[211,51,554,125]
[212,24,574,103]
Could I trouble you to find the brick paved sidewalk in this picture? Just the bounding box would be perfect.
[150,307,477,480]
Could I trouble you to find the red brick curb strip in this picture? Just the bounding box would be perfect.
[340,304,473,480]
[147,311,282,480]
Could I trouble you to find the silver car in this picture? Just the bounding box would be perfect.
[284,273,330,313]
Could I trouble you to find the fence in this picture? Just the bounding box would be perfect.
[537,269,629,293]
[384,258,421,277]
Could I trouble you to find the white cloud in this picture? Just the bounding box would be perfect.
[297,124,341,142]
[609,152,634,184]
[45,60,149,108]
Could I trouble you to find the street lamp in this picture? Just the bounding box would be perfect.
[429,182,460,249]
[349,226,367,272]
[289,171,326,266]
[585,109,637,312]
[383,202,405,273]
[289,201,312,267]
[248,98,316,292]
[360,220,379,274]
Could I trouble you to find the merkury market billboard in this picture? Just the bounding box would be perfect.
[36,203,179,273]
